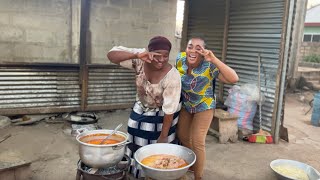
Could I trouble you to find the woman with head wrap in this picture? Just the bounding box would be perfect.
[107,36,181,178]
[176,37,238,180]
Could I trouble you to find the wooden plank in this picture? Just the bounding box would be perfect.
[79,0,90,111]
[0,157,31,172]
[214,109,238,120]
[85,104,132,111]
[209,109,238,144]
[0,150,32,179]
[81,65,88,111]
[0,165,31,180]
[219,120,238,143]
[208,128,221,137]
[272,0,290,144]
[0,134,11,143]
[218,0,230,102]
[0,169,15,180]
[14,165,32,180]
[180,0,190,51]
[0,107,80,116]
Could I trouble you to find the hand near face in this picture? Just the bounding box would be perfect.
[195,46,218,63]
[137,51,162,63]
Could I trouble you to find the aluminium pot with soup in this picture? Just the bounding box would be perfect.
[76,129,129,168]
[134,143,196,180]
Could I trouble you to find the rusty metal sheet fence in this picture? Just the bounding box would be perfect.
[225,0,285,131]
[0,65,137,115]
[0,65,81,115]
[87,66,136,110]
[186,0,226,96]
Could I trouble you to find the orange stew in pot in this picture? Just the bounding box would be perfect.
[141,154,188,169]
[86,139,120,145]
[80,133,125,145]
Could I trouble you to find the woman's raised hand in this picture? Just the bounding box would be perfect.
[195,46,218,63]
[137,51,162,63]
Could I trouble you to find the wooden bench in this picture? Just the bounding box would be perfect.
[208,109,238,144]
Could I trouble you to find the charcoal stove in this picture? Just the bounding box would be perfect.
[76,154,131,180]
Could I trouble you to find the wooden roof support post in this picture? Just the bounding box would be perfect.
[218,0,230,102]
[180,0,190,51]
[79,0,90,111]
[272,0,290,144]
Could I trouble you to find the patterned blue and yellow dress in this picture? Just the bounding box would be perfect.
[176,52,219,113]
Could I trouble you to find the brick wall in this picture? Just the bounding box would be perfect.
[0,0,179,64]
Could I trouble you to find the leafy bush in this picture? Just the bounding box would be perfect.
[303,54,320,63]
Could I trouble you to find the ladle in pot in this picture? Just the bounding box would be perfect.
[100,123,123,145]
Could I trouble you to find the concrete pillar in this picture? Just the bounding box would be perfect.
[71,0,81,63]
[288,0,308,89]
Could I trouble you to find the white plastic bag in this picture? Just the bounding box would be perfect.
[224,84,265,131]
[240,84,265,105]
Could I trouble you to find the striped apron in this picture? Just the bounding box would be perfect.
[125,101,181,178]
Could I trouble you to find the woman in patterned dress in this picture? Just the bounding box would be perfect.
[176,37,238,180]
[107,36,181,178]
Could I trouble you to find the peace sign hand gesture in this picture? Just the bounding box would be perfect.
[137,51,162,63]
[195,46,218,64]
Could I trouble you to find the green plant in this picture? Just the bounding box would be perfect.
[303,54,320,63]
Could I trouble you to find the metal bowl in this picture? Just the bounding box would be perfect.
[270,159,320,180]
[134,143,196,180]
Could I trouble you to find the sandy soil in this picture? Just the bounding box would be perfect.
[0,93,319,180]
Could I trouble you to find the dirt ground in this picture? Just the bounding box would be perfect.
[0,92,319,180]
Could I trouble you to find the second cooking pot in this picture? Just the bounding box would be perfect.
[76,129,129,168]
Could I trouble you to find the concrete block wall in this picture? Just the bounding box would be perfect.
[299,42,320,62]
[0,0,74,63]
[0,0,180,65]
[90,0,180,64]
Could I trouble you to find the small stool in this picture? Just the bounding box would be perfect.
[209,109,238,143]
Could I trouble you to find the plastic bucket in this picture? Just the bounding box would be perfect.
[311,92,320,127]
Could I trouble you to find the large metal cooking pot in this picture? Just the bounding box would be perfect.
[76,129,129,168]
[134,143,196,180]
